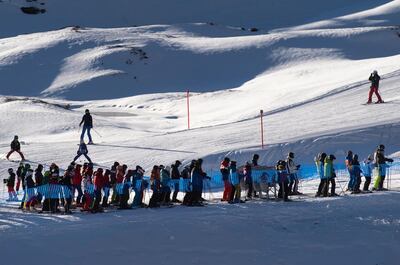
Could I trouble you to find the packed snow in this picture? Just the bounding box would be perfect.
[1,1,400,265]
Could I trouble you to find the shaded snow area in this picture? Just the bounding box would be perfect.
[1,0,400,264]
[0,191,400,265]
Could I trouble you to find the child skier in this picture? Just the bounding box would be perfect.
[73,140,92,164]
[315,153,327,197]
[6,135,25,161]
[276,160,290,201]
[286,152,301,195]
[362,155,374,192]
[6,168,18,201]
[228,161,243,203]
[352,154,362,194]
[149,165,161,208]
[324,154,338,197]
[220,157,231,201]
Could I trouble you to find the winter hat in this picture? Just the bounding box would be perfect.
[175,160,182,166]
[14,135,18,139]
[8,168,13,173]
[85,109,90,113]
[288,152,294,158]
[373,70,378,74]
[329,154,336,160]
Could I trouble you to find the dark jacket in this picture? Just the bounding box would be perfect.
[10,140,21,151]
[170,165,181,180]
[7,172,16,187]
[77,143,88,155]
[369,73,380,88]
[374,149,393,164]
[80,113,93,127]
[35,170,43,186]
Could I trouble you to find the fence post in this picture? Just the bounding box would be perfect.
[187,90,190,130]
[260,110,264,149]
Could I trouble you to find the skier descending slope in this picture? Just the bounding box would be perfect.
[79,109,94,144]
[73,140,93,164]
[6,135,25,161]
[367,70,384,104]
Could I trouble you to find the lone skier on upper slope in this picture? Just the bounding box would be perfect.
[367,70,384,104]
[79,109,94,144]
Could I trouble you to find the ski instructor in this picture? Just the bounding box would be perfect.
[79,109,93,144]
[367,70,384,104]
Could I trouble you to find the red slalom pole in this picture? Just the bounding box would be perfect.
[187,90,190,130]
[260,109,264,149]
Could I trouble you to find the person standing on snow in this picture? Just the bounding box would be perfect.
[315,152,327,197]
[73,140,93,164]
[79,109,94,144]
[372,144,393,191]
[6,135,25,161]
[286,152,301,195]
[362,155,374,192]
[367,70,384,104]
[6,168,18,201]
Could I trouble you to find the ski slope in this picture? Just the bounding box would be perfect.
[1,1,400,265]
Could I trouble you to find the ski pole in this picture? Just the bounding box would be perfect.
[92,128,103,138]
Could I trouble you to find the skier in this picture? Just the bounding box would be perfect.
[244,162,253,200]
[315,153,327,197]
[101,169,111,207]
[372,144,393,191]
[6,135,25,161]
[6,168,18,201]
[15,162,24,193]
[345,150,355,191]
[61,165,74,214]
[220,157,231,201]
[228,160,243,203]
[23,169,37,210]
[160,165,172,205]
[72,164,83,206]
[251,154,261,197]
[92,168,104,212]
[132,166,147,207]
[324,154,338,197]
[362,155,374,192]
[276,160,290,201]
[79,109,93,144]
[286,152,301,195]
[170,160,182,203]
[352,154,362,194]
[367,70,384,104]
[190,160,207,206]
[34,164,44,203]
[149,165,161,208]
[73,140,92,164]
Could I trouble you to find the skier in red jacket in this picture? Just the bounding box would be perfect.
[367,70,384,104]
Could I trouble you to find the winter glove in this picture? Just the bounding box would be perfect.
[387,158,394,163]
